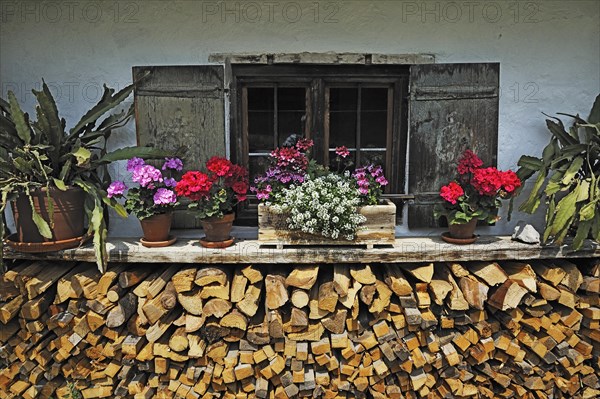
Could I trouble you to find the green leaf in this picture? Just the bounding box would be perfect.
[561,156,583,186]
[32,81,65,168]
[587,94,600,124]
[577,180,590,202]
[516,166,536,183]
[546,118,577,147]
[542,139,557,166]
[0,113,20,146]
[103,195,128,218]
[519,168,547,214]
[11,157,31,174]
[74,178,107,272]
[52,178,67,191]
[59,158,72,181]
[517,156,543,171]
[90,200,108,273]
[580,201,596,221]
[548,184,581,239]
[572,220,592,250]
[69,83,134,137]
[591,211,600,241]
[99,146,172,163]
[558,144,587,158]
[97,104,134,131]
[8,91,32,144]
[543,198,556,243]
[0,97,10,115]
[26,192,52,239]
[72,147,92,166]
[544,181,563,196]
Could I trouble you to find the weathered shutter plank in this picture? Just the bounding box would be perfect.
[133,66,226,228]
[408,63,499,228]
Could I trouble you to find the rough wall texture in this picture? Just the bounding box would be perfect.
[0,0,599,236]
[0,259,599,398]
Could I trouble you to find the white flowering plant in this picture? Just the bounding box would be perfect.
[254,137,391,240]
[271,173,367,240]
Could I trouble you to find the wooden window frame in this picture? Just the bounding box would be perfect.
[230,65,409,224]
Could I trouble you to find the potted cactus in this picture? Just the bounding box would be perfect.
[0,76,171,271]
[513,94,600,250]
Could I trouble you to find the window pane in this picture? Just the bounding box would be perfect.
[248,111,274,152]
[330,88,358,111]
[247,87,275,152]
[329,88,358,149]
[361,87,388,111]
[278,87,306,146]
[248,155,270,182]
[278,87,305,111]
[359,150,386,168]
[361,88,388,149]
[248,87,274,110]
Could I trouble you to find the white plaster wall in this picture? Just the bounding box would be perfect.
[1,0,599,237]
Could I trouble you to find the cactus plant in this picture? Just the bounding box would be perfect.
[0,75,171,271]
[513,94,600,250]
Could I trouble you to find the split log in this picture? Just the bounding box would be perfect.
[333,264,351,296]
[403,262,434,283]
[171,267,197,293]
[106,292,137,328]
[54,263,91,304]
[230,267,248,303]
[285,265,319,289]
[350,264,376,285]
[195,267,227,287]
[241,265,263,284]
[118,267,152,289]
[384,265,412,296]
[469,261,508,286]
[488,279,528,310]
[290,289,309,308]
[97,263,130,296]
[459,275,489,310]
[435,265,469,310]
[501,261,537,293]
[265,274,288,310]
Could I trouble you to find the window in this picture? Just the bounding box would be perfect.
[133,61,499,228]
[231,65,410,223]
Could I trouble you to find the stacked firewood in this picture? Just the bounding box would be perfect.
[0,259,598,398]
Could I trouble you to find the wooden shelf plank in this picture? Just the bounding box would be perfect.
[3,236,598,264]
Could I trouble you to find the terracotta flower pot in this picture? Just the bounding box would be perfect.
[448,218,478,239]
[140,212,173,242]
[201,213,235,243]
[11,187,85,243]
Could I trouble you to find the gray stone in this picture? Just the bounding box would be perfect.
[512,221,541,244]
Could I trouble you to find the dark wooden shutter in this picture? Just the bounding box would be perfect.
[133,66,226,228]
[407,63,499,228]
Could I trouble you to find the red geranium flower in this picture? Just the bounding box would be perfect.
[175,171,213,201]
[206,156,232,177]
[232,181,249,195]
[458,149,484,175]
[471,167,503,196]
[501,170,522,193]
[295,138,314,151]
[335,146,350,158]
[440,181,464,204]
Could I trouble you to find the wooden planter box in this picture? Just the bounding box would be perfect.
[258,200,396,248]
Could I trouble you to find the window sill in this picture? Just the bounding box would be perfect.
[4,232,598,264]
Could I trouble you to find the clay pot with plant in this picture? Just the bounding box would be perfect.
[175,157,249,248]
[0,74,171,271]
